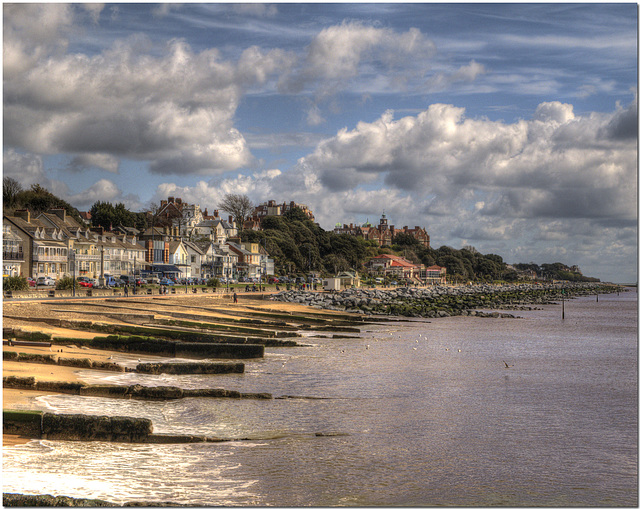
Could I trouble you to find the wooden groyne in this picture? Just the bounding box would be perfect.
[3,350,126,371]
[3,410,234,445]
[3,376,272,400]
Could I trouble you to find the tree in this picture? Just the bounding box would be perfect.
[283,207,309,222]
[217,194,253,232]
[3,177,23,210]
[393,232,420,247]
[89,201,138,231]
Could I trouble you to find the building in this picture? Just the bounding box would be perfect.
[227,242,265,278]
[3,208,146,281]
[2,220,25,277]
[245,200,316,230]
[367,254,422,280]
[156,196,204,238]
[334,213,430,248]
[5,210,69,280]
[423,265,447,284]
[192,210,237,244]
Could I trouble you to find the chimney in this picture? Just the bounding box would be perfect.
[176,198,182,205]
[14,209,31,222]
[203,208,208,216]
[229,216,233,223]
[90,226,104,235]
[161,200,167,207]
[168,197,174,203]
[214,210,219,218]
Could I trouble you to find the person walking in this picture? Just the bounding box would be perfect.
[233,292,238,303]
[124,284,129,297]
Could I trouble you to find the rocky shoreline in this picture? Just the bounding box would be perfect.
[271,282,622,318]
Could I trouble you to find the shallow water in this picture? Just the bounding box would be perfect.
[3,291,637,506]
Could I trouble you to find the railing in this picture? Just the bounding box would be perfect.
[32,254,68,262]
[2,252,24,260]
[75,253,101,261]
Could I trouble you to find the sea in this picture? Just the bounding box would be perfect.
[2,290,638,507]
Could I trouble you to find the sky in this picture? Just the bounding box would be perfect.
[3,3,638,283]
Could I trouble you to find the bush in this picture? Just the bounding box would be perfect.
[55,276,75,290]
[3,275,29,291]
[206,278,219,288]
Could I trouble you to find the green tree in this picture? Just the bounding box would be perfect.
[89,201,137,230]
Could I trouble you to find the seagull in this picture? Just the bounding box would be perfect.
[457,349,462,353]
[413,347,417,351]
[365,345,370,350]
[503,361,513,368]
[415,339,419,343]
[445,348,449,351]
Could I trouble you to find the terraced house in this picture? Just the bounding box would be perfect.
[3,209,146,281]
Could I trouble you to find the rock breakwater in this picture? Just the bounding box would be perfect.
[271,282,620,318]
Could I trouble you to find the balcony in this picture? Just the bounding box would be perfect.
[75,253,101,262]
[32,254,68,262]
[3,251,24,261]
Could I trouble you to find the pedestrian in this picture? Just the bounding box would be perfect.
[124,284,129,297]
[233,292,238,303]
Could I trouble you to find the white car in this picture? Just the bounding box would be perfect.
[36,276,56,287]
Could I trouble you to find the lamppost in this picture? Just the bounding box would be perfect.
[260,238,267,291]
[69,248,76,297]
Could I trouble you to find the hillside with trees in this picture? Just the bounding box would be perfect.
[2,179,600,282]
[3,178,85,225]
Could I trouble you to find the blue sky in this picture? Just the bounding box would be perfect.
[3,3,638,282]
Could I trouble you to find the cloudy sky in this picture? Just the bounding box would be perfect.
[3,3,638,282]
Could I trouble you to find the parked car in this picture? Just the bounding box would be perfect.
[78,280,93,288]
[135,278,146,286]
[103,275,124,287]
[268,277,279,283]
[27,277,36,287]
[36,276,55,287]
[159,278,175,286]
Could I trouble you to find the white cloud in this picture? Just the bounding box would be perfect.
[279,21,436,96]
[3,149,48,188]
[300,100,637,226]
[425,60,487,92]
[4,6,299,177]
[151,169,283,214]
[67,179,121,208]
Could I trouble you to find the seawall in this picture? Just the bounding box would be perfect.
[272,282,622,317]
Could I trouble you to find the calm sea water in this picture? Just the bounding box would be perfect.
[3,290,637,506]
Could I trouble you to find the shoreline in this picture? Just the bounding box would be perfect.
[3,283,628,447]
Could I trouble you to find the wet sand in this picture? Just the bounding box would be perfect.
[3,294,338,446]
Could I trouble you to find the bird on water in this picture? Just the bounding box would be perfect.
[503,361,513,368]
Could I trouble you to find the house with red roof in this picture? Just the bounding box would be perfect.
[367,254,422,280]
[424,265,447,284]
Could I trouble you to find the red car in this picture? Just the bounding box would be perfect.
[78,280,93,288]
[27,277,36,287]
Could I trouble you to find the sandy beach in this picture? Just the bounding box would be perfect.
[2,293,342,446]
